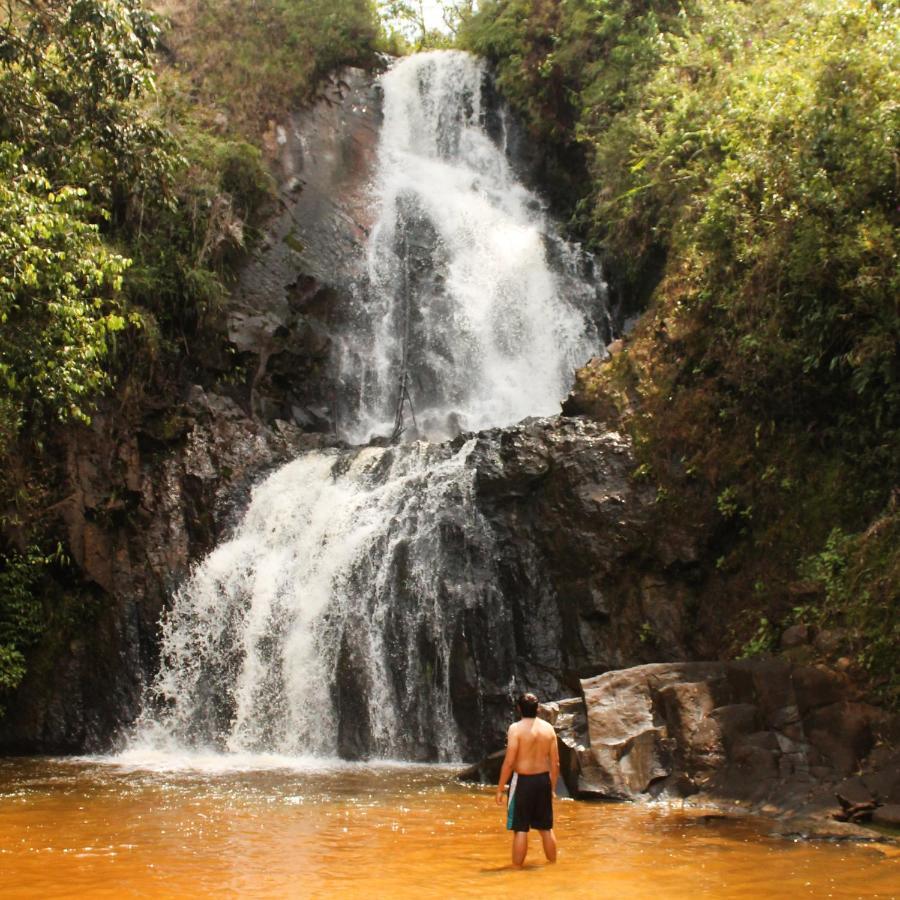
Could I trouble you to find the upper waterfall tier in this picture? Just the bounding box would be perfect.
[337,51,607,443]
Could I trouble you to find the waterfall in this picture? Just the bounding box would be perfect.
[337,51,606,443]
[132,52,608,762]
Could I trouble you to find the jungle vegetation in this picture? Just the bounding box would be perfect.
[463,0,898,703]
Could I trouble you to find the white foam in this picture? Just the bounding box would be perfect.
[88,748,453,776]
[129,439,498,761]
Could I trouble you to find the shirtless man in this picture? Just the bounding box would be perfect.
[494,692,560,867]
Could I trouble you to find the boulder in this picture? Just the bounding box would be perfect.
[781,624,812,649]
[458,658,898,837]
[872,805,900,828]
[835,775,875,807]
[564,661,894,810]
[862,756,900,804]
[804,701,882,775]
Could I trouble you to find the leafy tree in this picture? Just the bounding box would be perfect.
[379,0,474,49]
[0,0,176,213]
[0,147,128,444]
[0,546,56,706]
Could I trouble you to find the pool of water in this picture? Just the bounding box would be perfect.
[0,756,896,898]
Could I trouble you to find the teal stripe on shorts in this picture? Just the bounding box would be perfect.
[505,773,518,831]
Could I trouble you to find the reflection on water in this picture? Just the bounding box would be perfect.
[0,758,896,899]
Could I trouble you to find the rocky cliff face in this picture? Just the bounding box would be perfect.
[564,661,896,806]
[0,62,726,755]
[0,390,325,752]
[230,66,382,431]
[0,68,381,753]
[453,416,709,756]
[3,59,890,784]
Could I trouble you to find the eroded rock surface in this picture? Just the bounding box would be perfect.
[231,66,383,431]
[462,660,898,840]
[0,392,329,752]
[571,661,893,804]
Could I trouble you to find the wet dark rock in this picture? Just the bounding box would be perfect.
[0,391,322,753]
[452,416,710,754]
[804,701,883,776]
[457,750,505,785]
[772,817,888,842]
[872,804,900,828]
[861,757,900,804]
[230,67,383,432]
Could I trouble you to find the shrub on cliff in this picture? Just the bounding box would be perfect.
[464,0,899,696]
[156,0,382,136]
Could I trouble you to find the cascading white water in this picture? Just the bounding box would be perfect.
[131,52,608,762]
[338,51,605,442]
[136,440,504,760]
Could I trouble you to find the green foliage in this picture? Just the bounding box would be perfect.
[738,616,777,659]
[462,0,689,206]
[0,0,280,425]
[798,510,900,707]
[0,0,178,444]
[467,0,899,691]
[0,0,176,209]
[0,147,129,444]
[119,114,274,337]
[637,620,657,647]
[0,546,58,702]
[379,0,473,50]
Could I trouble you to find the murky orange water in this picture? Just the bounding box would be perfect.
[0,757,896,899]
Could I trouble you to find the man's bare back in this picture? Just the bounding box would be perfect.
[507,717,558,774]
[494,693,559,867]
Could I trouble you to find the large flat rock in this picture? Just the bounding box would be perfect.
[575,660,890,803]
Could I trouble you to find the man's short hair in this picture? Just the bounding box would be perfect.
[516,692,539,718]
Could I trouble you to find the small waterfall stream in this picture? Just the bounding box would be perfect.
[133,52,608,761]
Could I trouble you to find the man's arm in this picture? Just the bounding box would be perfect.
[548,730,560,794]
[495,725,519,805]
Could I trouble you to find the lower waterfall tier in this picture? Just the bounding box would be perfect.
[135,417,703,761]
